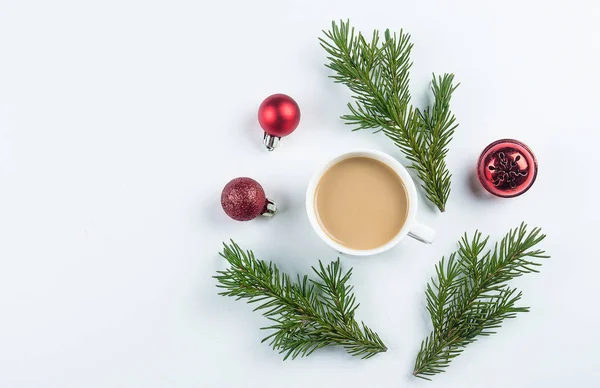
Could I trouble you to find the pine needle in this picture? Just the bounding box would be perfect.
[413,223,549,380]
[320,20,459,212]
[214,241,387,360]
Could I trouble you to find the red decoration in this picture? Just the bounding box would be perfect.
[221,177,277,221]
[477,139,538,198]
[258,94,301,151]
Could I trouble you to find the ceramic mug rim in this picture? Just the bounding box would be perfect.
[305,149,419,256]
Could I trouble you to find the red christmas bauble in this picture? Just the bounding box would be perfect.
[221,177,266,221]
[258,94,301,137]
[221,177,278,221]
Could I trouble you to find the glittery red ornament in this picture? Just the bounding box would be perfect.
[221,177,277,221]
[258,94,301,151]
[477,139,538,198]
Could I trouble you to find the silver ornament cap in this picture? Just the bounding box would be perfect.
[263,133,281,152]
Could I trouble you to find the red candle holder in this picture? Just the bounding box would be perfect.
[477,139,538,198]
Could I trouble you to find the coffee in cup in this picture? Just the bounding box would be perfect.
[306,150,435,256]
[314,156,409,250]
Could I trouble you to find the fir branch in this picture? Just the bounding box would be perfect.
[214,241,387,360]
[320,20,459,212]
[413,223,549,380]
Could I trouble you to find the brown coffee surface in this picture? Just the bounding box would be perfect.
[315,157,409,250]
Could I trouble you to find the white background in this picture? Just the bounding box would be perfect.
[1,1,599,387]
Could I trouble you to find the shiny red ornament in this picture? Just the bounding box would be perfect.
[477,139,538,198]
[258,93,301,151]
[221,177,277,221]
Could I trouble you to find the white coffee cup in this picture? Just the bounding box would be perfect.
[305,149,436,256]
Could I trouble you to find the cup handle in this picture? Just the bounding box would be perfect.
[408,222,436,244]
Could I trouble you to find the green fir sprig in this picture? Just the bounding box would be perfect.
[214,241,387,360]
[413,223,549,380]
[320,20,459,212]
